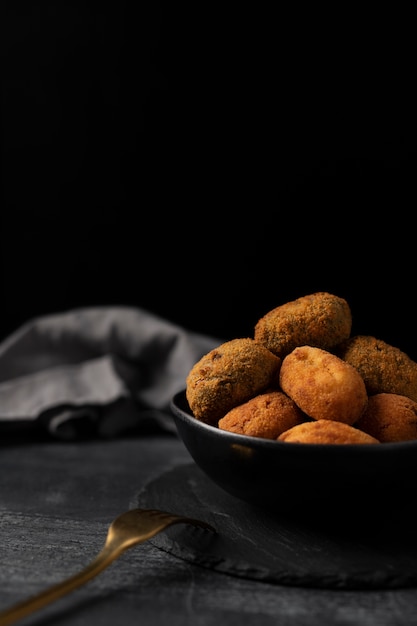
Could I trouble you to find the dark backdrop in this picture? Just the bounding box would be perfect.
[2,3,416,357]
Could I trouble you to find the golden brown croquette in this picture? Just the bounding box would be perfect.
[278,419,380,444]
[254,291,352,358]
[218,390,305,439]
[279,345,368,425]
[186,337,281,425]
[337,335,417,403]
[355,393,417,442]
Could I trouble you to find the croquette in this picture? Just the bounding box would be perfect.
[218,390,305,439]
[254,291,352,358]
[279,345,368,425]
[355,393,417,443]
[186,337,281,425]
[278,419,380,444]
[337,335,417,403]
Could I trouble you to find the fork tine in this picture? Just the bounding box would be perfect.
[125,508,215,535]
[0,508,215,626]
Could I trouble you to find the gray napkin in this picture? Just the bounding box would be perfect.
[0,307,221,439]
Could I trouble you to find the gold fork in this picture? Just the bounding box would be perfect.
[0,507,215,626]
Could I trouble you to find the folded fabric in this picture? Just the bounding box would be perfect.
[0,307,221,439]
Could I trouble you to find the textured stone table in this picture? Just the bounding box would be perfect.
[1,424,417,626]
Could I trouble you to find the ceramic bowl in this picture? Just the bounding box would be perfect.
[170,389,417,516]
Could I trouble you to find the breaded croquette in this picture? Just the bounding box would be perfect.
[254,291,352,358]
[336,335,417,403]
[279,345,368,425]
[278,419,380,444]
[218,390,305,439]
[355,393,417,443]
[186,338,281,425]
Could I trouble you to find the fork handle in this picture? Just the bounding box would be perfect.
[0,547,121,626]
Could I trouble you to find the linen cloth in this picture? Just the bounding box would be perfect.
[0,307,221,439]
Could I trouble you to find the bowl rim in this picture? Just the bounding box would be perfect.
[171,389,417,454]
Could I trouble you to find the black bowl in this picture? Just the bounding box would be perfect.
[171,389,417,517]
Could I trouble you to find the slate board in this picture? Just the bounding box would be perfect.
[132,462,417,590]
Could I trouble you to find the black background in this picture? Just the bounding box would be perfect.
[2,3,416,356]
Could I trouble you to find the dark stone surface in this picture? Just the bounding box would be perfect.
[1,423,417,624]
[134,463,417,590]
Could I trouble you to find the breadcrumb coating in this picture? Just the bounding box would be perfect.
[278,419,380,444]
[337,335,417,403]
[279,345,368,425]
[355,393,417,442]
[218,390,305,439]
[186,338,281,425]
[254,292,352,358]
